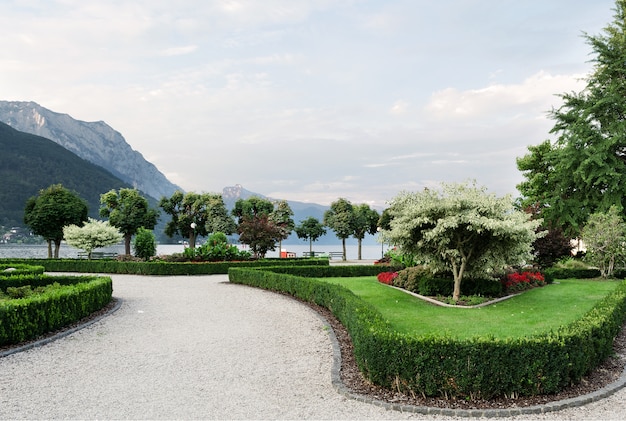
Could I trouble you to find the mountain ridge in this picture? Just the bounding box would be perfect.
[0,121,135,225]
[0,100,181,200]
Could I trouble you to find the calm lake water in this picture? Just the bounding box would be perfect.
[0,243,388,260]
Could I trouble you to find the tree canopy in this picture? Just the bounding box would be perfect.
[100,188,159,255]
[517,0,626,237]
[384,181,542,302]
[23,184,89,258]
[63,218,123,259]
[323,198,354,261]
[232,196,285,258]
[159,191,233,249]
[352,204,379,260]
[295,217,327,255]
[581,205,626,278]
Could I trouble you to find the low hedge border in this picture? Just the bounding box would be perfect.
[0,258,328,275]
[0,263,45,277]
[0,275,113,346]
[228,266,626,399]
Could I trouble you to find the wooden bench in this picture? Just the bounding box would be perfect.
[301,251,323,257]
[328,251,344,259]
[77,251,118,259]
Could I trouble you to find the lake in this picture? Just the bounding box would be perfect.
[0,243,389,260]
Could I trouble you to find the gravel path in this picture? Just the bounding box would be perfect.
[1,274,625,420]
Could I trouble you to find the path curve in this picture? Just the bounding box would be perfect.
[0,274,625,420]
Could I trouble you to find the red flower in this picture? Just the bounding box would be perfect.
[377,271,398,285]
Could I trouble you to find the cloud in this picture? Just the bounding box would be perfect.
[424,71,586,122]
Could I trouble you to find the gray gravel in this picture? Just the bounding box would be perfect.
[0,274,625,420]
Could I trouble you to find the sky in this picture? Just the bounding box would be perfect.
[0,0,618,208]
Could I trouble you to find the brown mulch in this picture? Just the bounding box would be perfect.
[309,301,626,410]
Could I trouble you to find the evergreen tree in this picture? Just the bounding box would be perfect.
[517,0,626,237]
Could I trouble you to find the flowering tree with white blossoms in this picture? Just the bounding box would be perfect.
[63,218,123,259]
[384,181,543,302]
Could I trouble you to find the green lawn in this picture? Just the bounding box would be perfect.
[317,276,622,339]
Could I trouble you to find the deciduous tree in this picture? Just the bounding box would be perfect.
[270,200,295,255]
[232,196,283,258]
[352,204,380,260]
[159,191,233,249]
[323,198,354,261]
[100,188,159,255]
[63,218,123,259]
[384,181,542,302]
[582,205,626,278]
[23,184,88,258]
[295,217,326,256]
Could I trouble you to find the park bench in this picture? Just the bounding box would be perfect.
[77,251,118,259]
[328,251,344,259]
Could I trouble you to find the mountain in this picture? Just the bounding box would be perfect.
[0,121,135,226]
[0,101,181,200]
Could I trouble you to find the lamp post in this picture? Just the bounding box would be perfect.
[377,226,383,259]
[190,222,197,249]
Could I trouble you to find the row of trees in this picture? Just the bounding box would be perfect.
[22,183,381,260]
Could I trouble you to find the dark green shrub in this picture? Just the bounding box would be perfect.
[5,285,34,299]
[543,267,601,280]
[393,266,430,292]
[418,277,454,296]
[462,277,503,296]
[0,275,113,346]
[133,227,157,261]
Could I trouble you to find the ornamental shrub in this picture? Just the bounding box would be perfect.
[376,271,398,285]
[501,271,546,293]
[133,227,157,261]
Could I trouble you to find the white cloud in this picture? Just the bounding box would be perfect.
[424,71,586,122]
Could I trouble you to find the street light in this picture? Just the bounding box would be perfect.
[189,222,197,248]
[377,226,383,259]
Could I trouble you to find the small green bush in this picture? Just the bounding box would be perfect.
[133,227,157,261]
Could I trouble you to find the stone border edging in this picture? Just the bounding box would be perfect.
[316,309,626,417]
[0,297,123,359]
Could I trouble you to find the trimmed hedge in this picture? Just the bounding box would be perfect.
[228,266,626,399]
[252,264,401,278]
[0,258,328,275]
[543,267,601,281]
[0,275,113,346]
[0,263,45,277]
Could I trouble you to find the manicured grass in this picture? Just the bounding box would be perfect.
[317,276,622,339]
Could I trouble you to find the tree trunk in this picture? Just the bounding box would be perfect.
[189,232,196,249]
[47,240,53,259]
[124,234,132,255]
[357,238,362,260]
[341,238,347,261]
[309,238,313,256]
[451,258,468,302]
[53,239,61,259]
